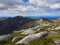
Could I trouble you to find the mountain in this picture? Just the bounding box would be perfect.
[0,16,60,45]
[0,18,56,45]
[0,17,7,21]
[17,18,53,30]
[0,16,35,35]
[27,16,60,20]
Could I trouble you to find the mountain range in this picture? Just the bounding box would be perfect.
[0,16,60,45]
[0,16,54,35]
[0,16,35,35]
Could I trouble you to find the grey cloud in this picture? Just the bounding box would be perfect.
[0,0,60,14]
[0,0,24,10]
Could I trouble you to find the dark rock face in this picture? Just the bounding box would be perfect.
[0,16,35,35]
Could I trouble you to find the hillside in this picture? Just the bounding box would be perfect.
[17,18,53,30]
[0,17,7,22]
[0,16,35,35]
[0,16,53,35]
[0,16,60,45]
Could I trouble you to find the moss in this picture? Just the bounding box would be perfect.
[11,32,28,38]
[28,38,55,45]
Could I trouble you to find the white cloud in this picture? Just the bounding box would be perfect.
[29,0,60,9]
[0,3,5,7]
[0,0,24,10]
[0,3,8,10]
[29,0,49,7]
[0,0,60,16]
[8,5,42,14]
[50,3,60,9]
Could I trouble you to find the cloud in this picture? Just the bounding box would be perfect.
[50,3,60,9]
[0,0,24,10]
[29,0,49,7]
[29,0,60,9]
[8,5,41,13]
[8,0,60,14]
[0,3,7,10]
[0,0,60,15]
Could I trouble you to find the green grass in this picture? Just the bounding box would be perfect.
[54,30,60,33]
[0,40,25,45]
[48,35,60,39]
[48,30,60,39]
[11,32,28,38]
[28,38,55,45]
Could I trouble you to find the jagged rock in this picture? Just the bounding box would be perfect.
[51,26,60,30]
[42,23,51,27]
[13,30,24,33]
[49,31,58,35]
[0,34,11,41]
[55,26,60,30]
[32,26,40,29]
[21,28,35,35]
[12,36,21,42]
[16,31,48,44]
[54,39,60,45]
[32,25,43,30]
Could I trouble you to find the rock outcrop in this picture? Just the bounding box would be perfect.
[12,36,21,42]
[0,34,11,41]
[16,31,48,44]
[21,28,35,35]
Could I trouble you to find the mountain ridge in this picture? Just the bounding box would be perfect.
[0,16,35,35]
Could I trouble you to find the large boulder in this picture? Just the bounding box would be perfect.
[51,26,60,30]
[16,31,48,44]
[0,34,11,41]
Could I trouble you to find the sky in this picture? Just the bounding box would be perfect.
[0,0,60,17]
